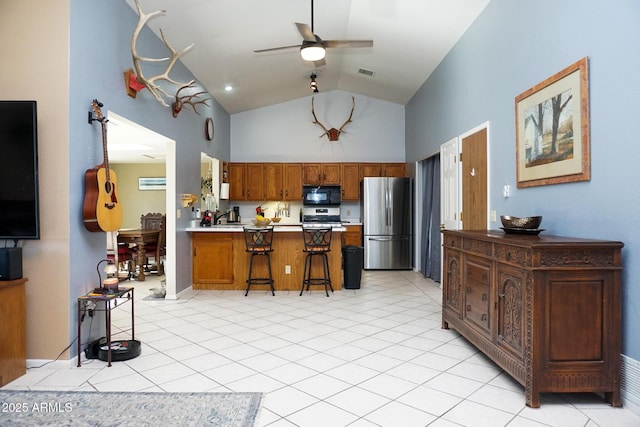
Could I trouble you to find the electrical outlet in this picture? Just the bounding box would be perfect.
[86,301,97,318]
[176,208,181,219]
[490,210,497,222]
[285,265,291,274]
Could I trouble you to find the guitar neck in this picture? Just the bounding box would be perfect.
[100,120,111,179]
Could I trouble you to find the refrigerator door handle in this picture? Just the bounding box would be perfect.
[367,236,410,242]
[385,179,391,226]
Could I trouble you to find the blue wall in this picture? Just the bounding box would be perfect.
[406,0,640,359]
[69,0,230,350]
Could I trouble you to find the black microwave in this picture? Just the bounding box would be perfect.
[302,185,341,206]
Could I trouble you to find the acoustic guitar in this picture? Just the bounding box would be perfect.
[82,99,123,232]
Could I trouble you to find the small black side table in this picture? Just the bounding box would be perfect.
[77,287,134,367]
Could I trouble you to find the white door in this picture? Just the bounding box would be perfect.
[440,137,460,231]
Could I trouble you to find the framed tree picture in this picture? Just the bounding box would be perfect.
[515,57,590,188]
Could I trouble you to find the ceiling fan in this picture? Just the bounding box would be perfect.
[253,0,373,67]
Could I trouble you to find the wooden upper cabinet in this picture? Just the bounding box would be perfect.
[229,162,404,201]
[303,163,341,185]
[264,163,284,201]
[341,163,360,201]
[245,163,265,201]
[360,163,382,178]
[283,163,303,200]
[322,163,341,184]
[227,163,245,200]
[383,163,407,177]
[361,163,407,179]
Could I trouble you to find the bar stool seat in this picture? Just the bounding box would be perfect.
[243,226,275,296]
[301,227,334,297]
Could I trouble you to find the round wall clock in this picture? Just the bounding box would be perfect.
[205,118,214,141]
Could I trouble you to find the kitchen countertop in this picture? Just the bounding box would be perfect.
[186,223,347,232]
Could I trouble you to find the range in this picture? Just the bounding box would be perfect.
[301,185,342,228]
[302,206,342,228]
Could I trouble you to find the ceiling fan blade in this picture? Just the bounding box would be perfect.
[295,23,316,42]
[254,44,301,53]
[324,40,374,49]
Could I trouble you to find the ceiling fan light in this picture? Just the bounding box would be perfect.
[300,45,325,61]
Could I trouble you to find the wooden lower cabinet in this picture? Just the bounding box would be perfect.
[192,232,235,285]
[191,230,342,291]
[0,278,27,387]
[441,230,623,408]
[341,224,362,247]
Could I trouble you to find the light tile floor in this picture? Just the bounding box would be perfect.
[4,271,640,426]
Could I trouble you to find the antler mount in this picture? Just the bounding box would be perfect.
[311,96,355,141]
[130,0,195,107]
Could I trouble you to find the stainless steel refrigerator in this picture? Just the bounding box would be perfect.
[361,177,412,269]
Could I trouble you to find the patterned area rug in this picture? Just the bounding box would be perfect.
[0,390,263,426]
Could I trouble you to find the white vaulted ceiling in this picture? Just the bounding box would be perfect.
[124,0,491,115]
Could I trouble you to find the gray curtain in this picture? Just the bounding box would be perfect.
[420,154,441,281]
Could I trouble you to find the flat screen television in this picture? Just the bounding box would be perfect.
[0,101,40,240]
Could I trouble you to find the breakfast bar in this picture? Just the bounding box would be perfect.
[187,224,344,291]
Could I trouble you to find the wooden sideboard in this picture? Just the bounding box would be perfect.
[0,278,27,387]
[441,230,623,408]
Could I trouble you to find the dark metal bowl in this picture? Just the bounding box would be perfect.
[500,215,542,229]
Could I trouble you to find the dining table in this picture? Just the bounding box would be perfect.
[117,228,160,281]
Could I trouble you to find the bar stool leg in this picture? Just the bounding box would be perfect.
[245,252,255,296]
[266,252,275,296]
[300,253,309,296]
[246,252,275,296]
[321,252,333,297]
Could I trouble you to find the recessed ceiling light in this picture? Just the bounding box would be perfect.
[224,85,233,91]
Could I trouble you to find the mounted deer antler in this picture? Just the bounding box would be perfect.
[130,0,194,107]
[311,96,355,141]
[172,84,211,118]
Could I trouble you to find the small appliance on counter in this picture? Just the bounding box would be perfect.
[200,210,213,226]
[228,206,241,223]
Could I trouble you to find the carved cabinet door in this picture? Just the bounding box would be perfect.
[443,248,463,319]
[463,256,492,337]
[495,263,527,360]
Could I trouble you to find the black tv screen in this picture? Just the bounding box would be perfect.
[0,101,40,240]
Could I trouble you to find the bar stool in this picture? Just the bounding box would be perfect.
[301,227,334,297]
[243,226,275,296]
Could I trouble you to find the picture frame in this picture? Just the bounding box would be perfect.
[138,177,166,191]
[515,57,590,188]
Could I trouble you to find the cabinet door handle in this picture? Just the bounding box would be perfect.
[482,293,487,301]
[506,252,511,261]
[466,305,471,312]
[481,314,487,321]
[482,273,487,281]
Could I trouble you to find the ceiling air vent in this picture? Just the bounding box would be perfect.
[358,68,375,77]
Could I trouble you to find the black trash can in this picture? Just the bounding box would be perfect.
[342,245,364,289]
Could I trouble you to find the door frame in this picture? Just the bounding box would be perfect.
[108,112,177,299]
